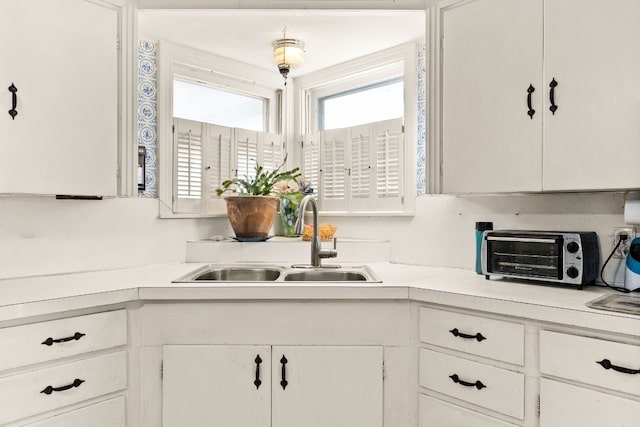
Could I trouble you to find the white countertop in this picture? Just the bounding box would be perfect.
[0,262,638,336]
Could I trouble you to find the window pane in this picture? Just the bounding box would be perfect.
[173,80,265,131]
[320,80,403,130]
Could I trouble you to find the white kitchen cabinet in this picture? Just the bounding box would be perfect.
[0,0,118,196]
[441,0,640,193]
[418,306,526,426]
[540,379,640,427]
[441,0,543,193]
[162,344,383,427]
[539,330,640,427]
[0,309,128,425]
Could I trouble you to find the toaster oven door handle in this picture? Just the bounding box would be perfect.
[486,236,559,244]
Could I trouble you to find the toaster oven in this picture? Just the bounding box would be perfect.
[481,230,600,289]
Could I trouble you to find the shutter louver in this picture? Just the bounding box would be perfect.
[302,133,320,195]
[376,120,402,198]
[205,124,233,205]
[261,133,284,172]
[175,120,203,200]
[350,127,371,199]
[236,129,259,182]
[322,131,346,200]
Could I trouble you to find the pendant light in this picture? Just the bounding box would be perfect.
[272,27,305,85]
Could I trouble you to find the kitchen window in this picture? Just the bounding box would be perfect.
[299,43,418,215]
[157,42,282,217]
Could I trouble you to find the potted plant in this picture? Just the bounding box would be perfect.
[216,158,301,239]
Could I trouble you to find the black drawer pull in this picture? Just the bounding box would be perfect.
[280,355,288,390]
[254,355,262,389]
[449,328,486,342]
[596,359,640,375]
[40,378,84,395]
[41,332,86,346]
[526,84,535,119]
[449,374,486,390]
[8,83,17,119]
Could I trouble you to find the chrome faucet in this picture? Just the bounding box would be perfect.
[294,195,337,267]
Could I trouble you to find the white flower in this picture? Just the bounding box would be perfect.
[274,179,300,194]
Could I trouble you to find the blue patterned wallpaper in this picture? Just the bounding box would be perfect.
[138,40,158,197]
[136,41,427,199]
[416,43,427,196]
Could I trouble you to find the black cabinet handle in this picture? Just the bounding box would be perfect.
[8,83,17,120]
[449,374,486,390]
[40,378,85,395]
[549,78,558,114]
[449,328,486,342]
[41,332,86,346]
[254,355,262,389]
[597,359,640,375]
[280,355,288,390]
[526,84,535,119]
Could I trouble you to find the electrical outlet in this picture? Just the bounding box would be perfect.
[612,227,636,258]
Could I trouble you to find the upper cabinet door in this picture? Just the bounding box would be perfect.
[0,0,117,196]
[441,0,543,193]
[543,0,640,191]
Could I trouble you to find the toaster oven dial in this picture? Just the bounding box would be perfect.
[566,241,580,253]
[566,266,580,279]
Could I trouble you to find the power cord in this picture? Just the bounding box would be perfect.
[599,234,635,293]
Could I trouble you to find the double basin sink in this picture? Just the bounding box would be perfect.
[173,264,381,283]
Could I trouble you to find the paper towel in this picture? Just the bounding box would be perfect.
[624,191,640,224]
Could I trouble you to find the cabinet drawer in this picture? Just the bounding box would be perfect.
[419,307,524,365]
[0,351,127,424]
[24,396,126,427]
[419,349,524,419]
[0,310,127,371]
[540,330,640,397]
[419,394,518,427]
[540,378,640,427]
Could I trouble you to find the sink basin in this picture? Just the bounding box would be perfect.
[173,264,381,283]
[283,270,368,282]
[173,265,284,282]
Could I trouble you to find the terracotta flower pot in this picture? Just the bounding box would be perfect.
[224,195,279,238]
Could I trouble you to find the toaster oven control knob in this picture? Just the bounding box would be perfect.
[567,242,580,253]
[566,266,579,279]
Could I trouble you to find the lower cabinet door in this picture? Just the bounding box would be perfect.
[540,379,640,427]
[24,396,125,427]
[419,395,518,427]
[272,345,383,427]
[162,345,271,427]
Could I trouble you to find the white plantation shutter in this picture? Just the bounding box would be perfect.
[320,129,347,212]
[302,117,405,213]
[174,118,204,213]
[349,124,373,212]
[261,133,284,172]
[374,118,404,211]
[204,124,233,213]
[172,118,284,215]
[235,129,259,182]
[302,133,320,196]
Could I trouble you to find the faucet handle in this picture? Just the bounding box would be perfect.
[332,237,337,250]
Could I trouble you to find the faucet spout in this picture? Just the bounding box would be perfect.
[294,195,337,267]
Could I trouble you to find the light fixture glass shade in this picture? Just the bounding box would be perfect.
[272,39,305,68]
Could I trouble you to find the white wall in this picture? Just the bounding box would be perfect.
[323,191,629,285]
[0,192,630,286]
[0,196,225,279]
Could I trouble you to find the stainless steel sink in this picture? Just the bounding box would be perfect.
[283,270,368,282]
[173,264,380,283]
[173,265,285,282]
